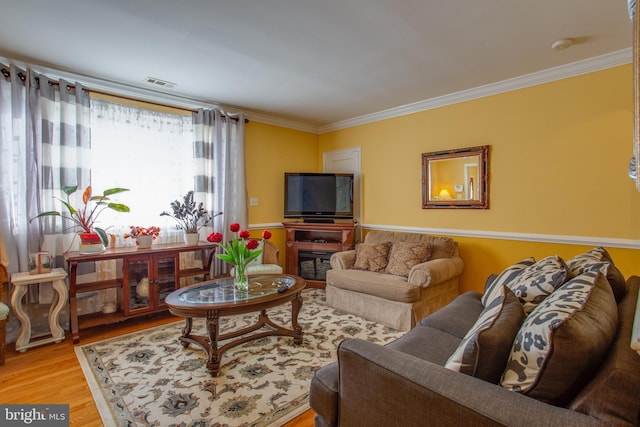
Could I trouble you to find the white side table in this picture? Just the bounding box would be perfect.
[10,268,68,352]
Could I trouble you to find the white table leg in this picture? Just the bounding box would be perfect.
[49,279,67,341]
[11,285,31,352]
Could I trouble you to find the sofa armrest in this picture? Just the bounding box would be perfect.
[329,250,356,270]
[408,255,464,287]
[336,339,602,427]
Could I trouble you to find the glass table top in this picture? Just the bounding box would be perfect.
[177,275,297,304]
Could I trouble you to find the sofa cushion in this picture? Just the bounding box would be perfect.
[364,231,455,260]
[351,242,392,272]
[496,255,569,314]
[568,278,639,425]
[419,291,484,339]
[500,271,618,405]
[445,286,525,384]
[566,247,626,302]
[385,242,431,278]
[481,257,535,306]
[309,362,339,426]
[325,269,421,303]
[386,325,462,366]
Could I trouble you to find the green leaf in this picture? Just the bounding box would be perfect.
[29,211,62,222]
[107,203,130,213]
[103,187,130,196]
[61,201,77,215]
[94,228,109,247]
[62,185,78,196]
[216,254,235,264]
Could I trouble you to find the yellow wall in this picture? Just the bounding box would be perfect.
[245,121,319,258]
[314,64,640,292]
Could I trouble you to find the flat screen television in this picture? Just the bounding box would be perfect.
[284,172,354,222]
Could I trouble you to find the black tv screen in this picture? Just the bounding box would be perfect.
[284,173,354,220]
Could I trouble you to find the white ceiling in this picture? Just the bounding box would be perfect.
[0,1,633,128]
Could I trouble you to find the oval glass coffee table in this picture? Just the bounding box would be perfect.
[165,274,306,376]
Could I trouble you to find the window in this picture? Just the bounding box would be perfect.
[89,98,195,239]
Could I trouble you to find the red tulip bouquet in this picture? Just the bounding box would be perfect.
[207,223,272,292]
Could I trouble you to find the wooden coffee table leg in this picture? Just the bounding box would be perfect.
[206,310,222,376]
[180,317,193,348]
[291,292,304,345]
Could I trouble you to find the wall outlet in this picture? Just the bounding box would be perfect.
[250,197,259,206]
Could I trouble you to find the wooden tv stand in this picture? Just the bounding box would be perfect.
[283,221,355,288]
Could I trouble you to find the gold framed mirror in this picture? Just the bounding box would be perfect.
[422,145,489,209]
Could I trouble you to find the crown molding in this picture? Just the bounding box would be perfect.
[3,49,632,136]
[242,111,320,134]
[0,54,318,133]
[319,49,632,134]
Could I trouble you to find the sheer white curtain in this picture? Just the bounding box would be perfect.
[0,64,33,273]
[0,64,90,272]
[90,98,195,244]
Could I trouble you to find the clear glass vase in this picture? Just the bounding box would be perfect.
[234,264,249,294]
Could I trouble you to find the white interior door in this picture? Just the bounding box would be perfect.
[323,148,361,240]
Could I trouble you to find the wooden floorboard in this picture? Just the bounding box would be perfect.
[0,313,315,426]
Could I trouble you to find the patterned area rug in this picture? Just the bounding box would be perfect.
[75,289,403,426]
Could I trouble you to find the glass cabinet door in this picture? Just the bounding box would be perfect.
[155,254,178,309]
[124,258,152,315]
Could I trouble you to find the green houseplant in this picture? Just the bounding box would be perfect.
[31,185,130,250]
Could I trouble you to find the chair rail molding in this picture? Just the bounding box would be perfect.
[362,223,640,250]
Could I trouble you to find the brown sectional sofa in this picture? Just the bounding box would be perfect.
[325,231,464,331]
[311,249,640,426]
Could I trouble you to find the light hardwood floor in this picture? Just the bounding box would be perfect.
[0,313,315,426]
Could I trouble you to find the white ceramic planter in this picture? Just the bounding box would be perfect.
[184,233,199,246]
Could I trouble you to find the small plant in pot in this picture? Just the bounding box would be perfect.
[31,185,130,252]
[160,191,222,244]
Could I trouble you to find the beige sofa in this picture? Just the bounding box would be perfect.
[325,230,464,331]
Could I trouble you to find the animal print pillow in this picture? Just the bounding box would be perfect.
[566,247,626,302]
[499,255,569,314]
[446,285,525,384]
[481,257,535,306]
[500,271,618,405]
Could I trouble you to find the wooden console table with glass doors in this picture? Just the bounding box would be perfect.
[65,242,217,343]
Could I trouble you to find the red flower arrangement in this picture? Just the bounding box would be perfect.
[124,226,161,240]
[207,223,272,290]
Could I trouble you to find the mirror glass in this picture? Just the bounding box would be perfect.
[422,145,489,209]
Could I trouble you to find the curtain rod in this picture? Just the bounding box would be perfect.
[0,66,248,123]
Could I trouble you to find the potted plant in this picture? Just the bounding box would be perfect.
[124,226,161,249]
[160,191,222,245]
[31,185,130,252]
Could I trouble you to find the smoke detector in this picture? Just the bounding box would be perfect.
[551,38,574,50]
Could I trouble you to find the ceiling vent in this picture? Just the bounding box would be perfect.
[144,77,176,88]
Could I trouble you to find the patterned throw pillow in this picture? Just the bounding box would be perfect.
[481,257,535,307]
[445,285,525,384]
[500,271,618,405]
[384,242,431,277]
[566,247,627,302]
[351,242,392,272]
[500,255,569,314]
